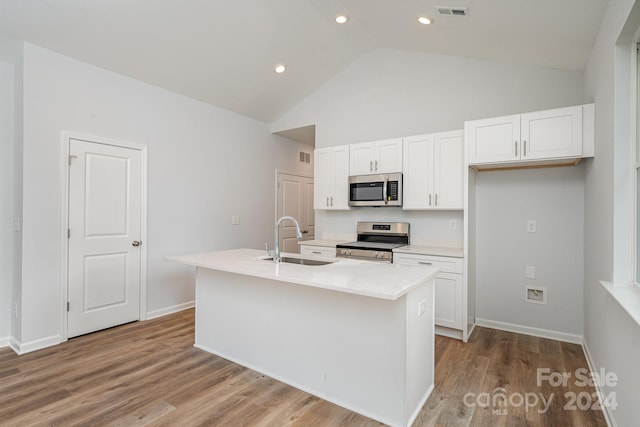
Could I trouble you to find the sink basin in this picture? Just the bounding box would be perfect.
[263,256,334,266]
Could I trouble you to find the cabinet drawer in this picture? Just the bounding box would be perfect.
[300,246,336,258]
[393,253,463,273]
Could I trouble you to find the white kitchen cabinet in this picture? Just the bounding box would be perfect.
[466,114,520,164]
[467,104,593,168]
[403,130,464,210]
[314,145,350,210]
[350,138,403,175]
[394,253,463,331]
[299,245,336,258]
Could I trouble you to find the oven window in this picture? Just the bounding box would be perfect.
[351,182,383,201]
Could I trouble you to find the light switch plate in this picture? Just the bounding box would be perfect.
[231,215,240,225]
[527,220,537,233]
[526,266,536,279]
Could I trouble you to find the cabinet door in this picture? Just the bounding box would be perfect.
[330,145,351,209]
[402,134,434,209]
[350,142,376,175]
[393,254,463,329]
[521,105,582,160]
[467,114,520,164]
[433,131,464,209]
[313,148,332,210]
[375,138,403,173]
[434,272,463,329]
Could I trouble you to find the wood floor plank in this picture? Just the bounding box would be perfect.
[0,309,607,427]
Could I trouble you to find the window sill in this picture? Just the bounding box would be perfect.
[599,281,640,327]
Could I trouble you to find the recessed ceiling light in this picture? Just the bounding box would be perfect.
[274,64,286,74]
[418,16,432,25]
[335,15,349,24]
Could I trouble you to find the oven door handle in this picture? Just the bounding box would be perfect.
[383,176,388,205]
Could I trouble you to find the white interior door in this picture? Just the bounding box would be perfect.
[276,173,314,254]
[67,138,143,338]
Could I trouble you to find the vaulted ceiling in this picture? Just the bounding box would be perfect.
[0,0,608,123]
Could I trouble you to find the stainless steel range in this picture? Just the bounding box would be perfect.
[336,221,409,263]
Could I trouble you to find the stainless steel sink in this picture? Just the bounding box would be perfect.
[263,256,334,266]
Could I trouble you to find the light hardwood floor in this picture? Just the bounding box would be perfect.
[0,309,607,426]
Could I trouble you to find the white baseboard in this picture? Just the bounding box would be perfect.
[435,325,463,340]
[475,318,583,344]
[146,301,194,320]
[10,334,61,355]
[581,338,616,427]
[9,336,19,354]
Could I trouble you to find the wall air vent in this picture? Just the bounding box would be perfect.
[299,151,311,164]
[435,6,468,17]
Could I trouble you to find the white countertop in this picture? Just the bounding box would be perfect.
[167,248,438,301]
[393,245,464,258]
[298,239,347,248]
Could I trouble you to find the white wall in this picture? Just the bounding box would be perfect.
[275,48,586,336]
[475,166,585,336]
[0,36,23,346]
[273,48,585,149]
[583,0,640,425]
[0,61,13,342]
[11,41,23,343]
[17,43,311,347]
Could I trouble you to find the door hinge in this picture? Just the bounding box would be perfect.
[68,228,70,239]
[67,302,70,312]
[68,155,77,166]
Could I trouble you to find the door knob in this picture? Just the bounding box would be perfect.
[132,241,141,247]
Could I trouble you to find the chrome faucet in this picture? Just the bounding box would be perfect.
[273,216,303,263]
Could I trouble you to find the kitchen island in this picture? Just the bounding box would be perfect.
[167,248,438,427]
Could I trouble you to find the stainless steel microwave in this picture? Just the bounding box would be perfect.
[348,173,402,207]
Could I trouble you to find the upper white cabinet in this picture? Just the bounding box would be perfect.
[466,104,594,168]
[403,130,464,210]
[350,138,403,175]
[314,145,350,210]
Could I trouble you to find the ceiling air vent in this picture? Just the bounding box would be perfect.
[435,6,468,17]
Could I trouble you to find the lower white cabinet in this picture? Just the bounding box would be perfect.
[394,253,463,330]
[299,245,336,258]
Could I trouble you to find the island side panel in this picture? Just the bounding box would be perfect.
[194,268,409,427]
[405,278,435,424]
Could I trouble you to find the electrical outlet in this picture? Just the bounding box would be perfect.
[527,220,537,233]
[418,300,426,316]
[526,266,536,279]
[449,220,456,230]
